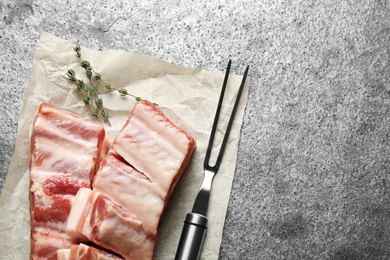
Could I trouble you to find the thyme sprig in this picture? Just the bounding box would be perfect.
[78,58,111,126]
[73,44,158,106]
[67,68,111,126]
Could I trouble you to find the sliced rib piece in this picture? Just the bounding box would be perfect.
[67,188,156,260]
[92,150,164,234]
[31,228,73,260]
[111,100,196,204]
[57,249,70,260]
[95,100,196,235]
[57,243,124,260]
[29,103,110,260]
[30,103,110,185]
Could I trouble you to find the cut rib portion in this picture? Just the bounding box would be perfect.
[92,150,164,234]
[30,103,110,184]
[57,244,124,260]
[67,188,156,260]
[111,100,196,204]
[29,103,110,260]
[57,249,70,260]
[31,228,73,260]
[68,100,196,259]
[95,100,196,235]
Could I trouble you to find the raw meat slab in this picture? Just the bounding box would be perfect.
[67,100,196,259]
[29,103,110,259]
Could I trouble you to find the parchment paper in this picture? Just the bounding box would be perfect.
[0,32,249,260]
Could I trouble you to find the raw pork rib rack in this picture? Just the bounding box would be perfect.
[30,100,196,260]
[29,103,110,259]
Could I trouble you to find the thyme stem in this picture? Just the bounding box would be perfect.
[73,44,158,106]
[78,57,112,126]
[67,69,106,125]
[67,44,159,126]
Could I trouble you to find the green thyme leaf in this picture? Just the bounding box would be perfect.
[94,73,101,80]
[95,98,103,106]
[67,69,76,82]
[119,88,128,96]
[89,108,99,117]
[100,109,109,118]
[80,60,90,68]
[73,45,81,58]
[76,79,85,88]
[86,70,92,79]
[83,97,90,105]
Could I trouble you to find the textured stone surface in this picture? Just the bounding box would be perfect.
[1,0,390,259]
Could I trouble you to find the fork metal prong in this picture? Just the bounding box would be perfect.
[175,61,249,260]
[203,60,231,170]
[192,61,248,216]
[204,62,249,174]
[212,64,249,172]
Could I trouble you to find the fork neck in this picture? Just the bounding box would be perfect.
[191,169,216,216]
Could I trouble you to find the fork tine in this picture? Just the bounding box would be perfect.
[203,60,231,169]
[204,61,249,173]
[175,62,249,260]
[214,65,249,172]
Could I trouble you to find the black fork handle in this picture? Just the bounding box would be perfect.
[175,213,208,260]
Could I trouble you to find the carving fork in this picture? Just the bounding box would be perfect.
[175,60,249,260]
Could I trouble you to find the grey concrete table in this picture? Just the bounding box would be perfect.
[1,1,390,259]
